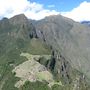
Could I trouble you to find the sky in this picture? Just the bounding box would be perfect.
[0,0,90,21]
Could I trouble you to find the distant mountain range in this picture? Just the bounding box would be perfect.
[81,21,90,26]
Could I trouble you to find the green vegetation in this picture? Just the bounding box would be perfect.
[0,16,52,90]
[16,38,51,55]
[2,72,19,90]
[20,81,71,90]
[26,38,51,55]
[36,71,53,81]
[0,48,27,90]
[20,81,51,90]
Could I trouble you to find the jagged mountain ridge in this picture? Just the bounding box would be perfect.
[0,14,90,90]
[34,15,90,81]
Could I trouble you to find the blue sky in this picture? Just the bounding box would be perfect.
[0,0,90,21]
[30,0,90,11]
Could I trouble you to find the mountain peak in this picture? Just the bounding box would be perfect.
[9,14,28,25]
[11,14,27,19]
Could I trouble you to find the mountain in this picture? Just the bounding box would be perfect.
[81,21,90,26]
[35,15,90,79]
[0,14,90,90]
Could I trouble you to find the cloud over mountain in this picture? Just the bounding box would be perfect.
[0,0,59,20]
[62,1,90,21]
[0,0,90,21]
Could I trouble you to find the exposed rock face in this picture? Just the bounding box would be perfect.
[47,50,88,90]
[33,15,90,82]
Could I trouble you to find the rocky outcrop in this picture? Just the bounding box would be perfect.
[47,50,89,89]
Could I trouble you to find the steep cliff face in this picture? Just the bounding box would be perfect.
[37,49,89,89]
[48,51,89,89]
[33,15,90,82]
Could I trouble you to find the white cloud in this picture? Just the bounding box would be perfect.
[1,0,90,21]
[61,1,90,21]
[0,0,59,20]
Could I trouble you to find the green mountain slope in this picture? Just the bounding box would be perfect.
[0,14,90,90]
[0,14,51,90]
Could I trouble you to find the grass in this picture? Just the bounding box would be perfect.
[19,81,69,90]
[26,38,51,55]
[20,81,51,90]
[2,72,19,90]
[36,71,53,82]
